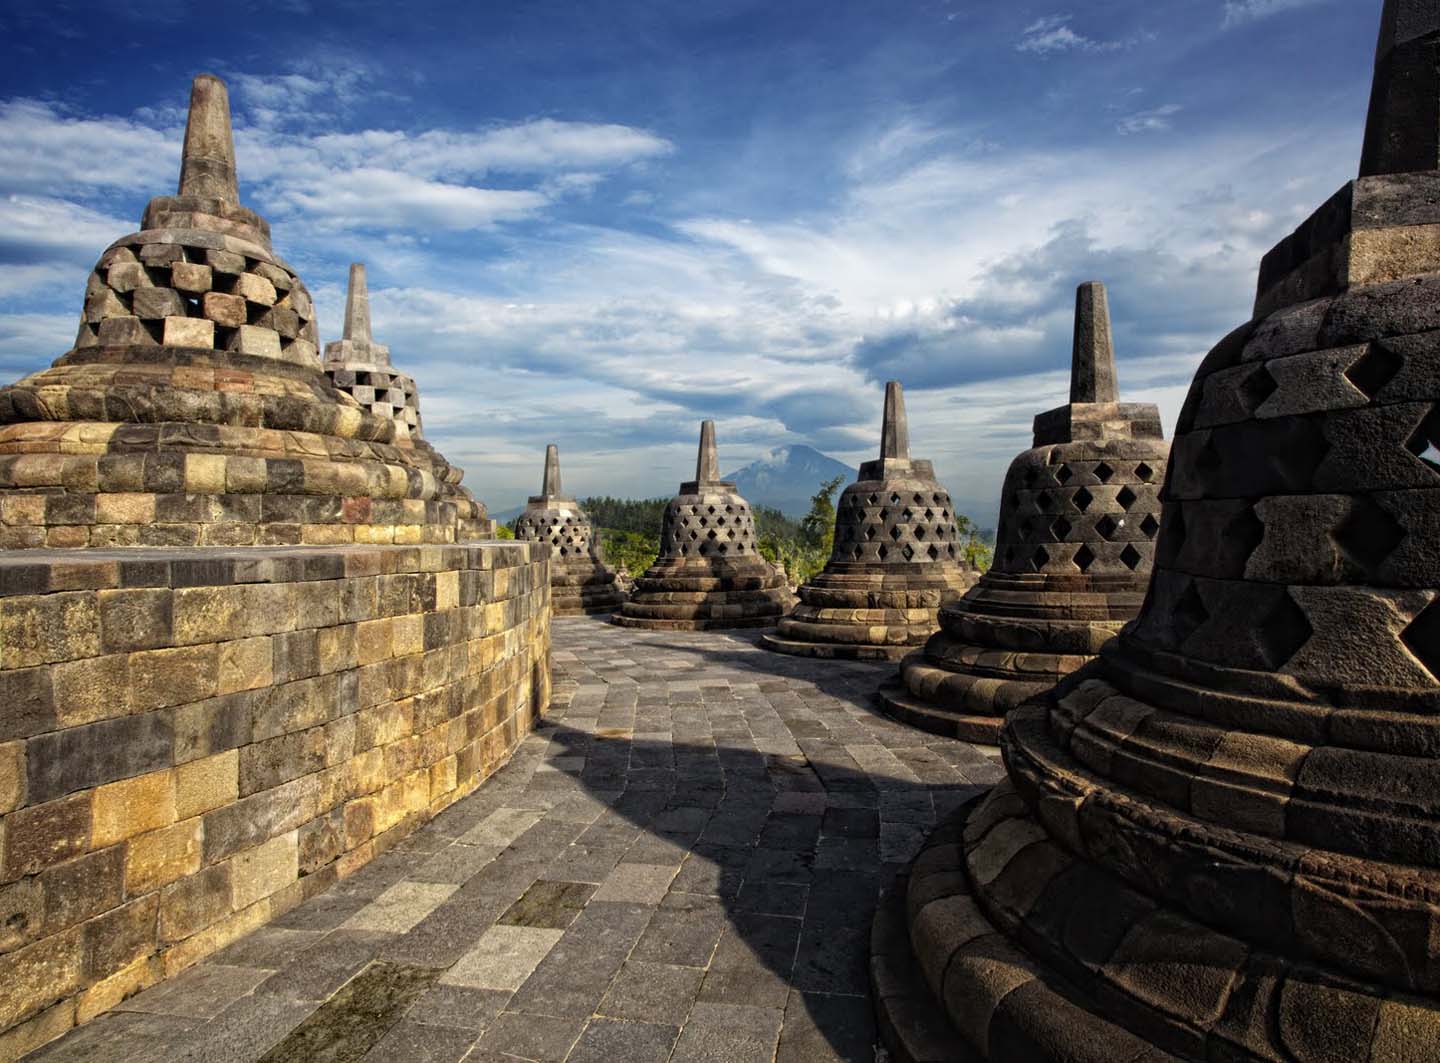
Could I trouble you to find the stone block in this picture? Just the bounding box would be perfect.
[230,325,282,358]
[39,847,124,934]
[128,643,219,711]
[184,453,227,494]
[1,592,100,667]
[0,878,43,953]
[175,749,239,820]
[84,288,128,323]
[81,892,158,980]
[2,794,91,879]
[202,291,246,328]
[159,862,231,942]
[206,249,245,275]
[170,261,213,293]
[25,712,172,805]
[234,273,277,307]
[98,588,174,653]
[131,287,184,320]
[239,729,325,795]
[50,653,132,727]
[0,741,25,814]
[219,636,274,695]
[106,262,152,292]
[173,692,252,764]
[163,316,215,348]
[126,818,202,894]
[0,928,84,1031]
[92,769,176,848]
[138,243,184,266]
[96,317,158,346]
[230,830,298,910]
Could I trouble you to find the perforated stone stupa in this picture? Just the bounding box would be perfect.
[614,420,791,630]
[0,74,490,547]
[874,6,1440,1060]
[324,263,423,440]
[761,381,976,660]
[879,282,1168,742]
[513,444,625,615]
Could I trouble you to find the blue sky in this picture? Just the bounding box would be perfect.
[0,0,1381,519]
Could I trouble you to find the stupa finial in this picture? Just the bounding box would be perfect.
[1360,0,1440,177]
[1070,281,1119,404]
[880,381,911,460]
[696,421,720,483]
[177,74,240,202]
[343,263,373,344]
[542,444,562,497]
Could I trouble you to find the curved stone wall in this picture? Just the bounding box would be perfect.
[0,542,550,1055]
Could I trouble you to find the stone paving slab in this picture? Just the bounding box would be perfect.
[24,619,1003,1063]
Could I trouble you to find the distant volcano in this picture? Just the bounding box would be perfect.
[723,445,857,517]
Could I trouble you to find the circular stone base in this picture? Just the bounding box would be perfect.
[610,613,779,632]
[759,633,912,661]
[875,677,1004,744]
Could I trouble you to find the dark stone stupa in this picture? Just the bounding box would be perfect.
[880,281,1169,742]
[761,381,977,660]
[614,420,792,630]
[513,445,626,615]
[873,5,1440,1060]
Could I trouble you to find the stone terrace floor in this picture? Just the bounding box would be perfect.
[26,617,1004,1063]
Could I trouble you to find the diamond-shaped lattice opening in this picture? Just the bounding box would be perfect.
[928,544,940,561]
[1031,545,1050,571]
[890,493,902,504]
[1036,491,1053,509]
[1255,591,1313,671]
[1333,497,1405,578]
[717,544,728,554]
[1173,581,1210,646]
[913,493,925,504]
[852,545,864,560]
[1024,467,1040,486]
[1402,600,1440,681]
[727,529,737,540]
[1073,544,1095,572]
[902,544,915,560]
[924,508,934,520]
[707,530,718,540]
[1116,486,1137,510]
[1240,364,1279,411]
[878,509,890,522]
[708,506,716,514]
[865,525,877,541]
[889,525,903,541]
[868,493,879,505]
[699,516,708,526]
[941,510,950,520]
[877,544,889,560]
[689,531,699,541]
[1073,487,1094,512]
[726,505,735,514]
[1056,465,1073,485]
[717,516,727,526]
[1052,516,1073,540]
[1344,343,1404,400]
[1120,544,1143,570]
[1140,514,1160,538]
[1095,462,1115,483]
[1136,462,1156,482]
[914,526,926,540]
[1096,514,1118,540]
[1020,518,1035,538]
[1405,408,1440,474]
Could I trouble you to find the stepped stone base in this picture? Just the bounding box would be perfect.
[876,676,1005,743]
[614,559,791,631]
[550,564,626,617]
[0,542,551,1053]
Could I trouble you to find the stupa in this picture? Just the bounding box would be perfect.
[513,444,626,615]
[0,74,491,547]
[613,420,792,629]
[879,281,1168,742]
[874,6,1440,1061]
[323,263,424,440]
[761,381,977,660]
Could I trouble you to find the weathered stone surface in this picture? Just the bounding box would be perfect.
[762,382,977,661]
[878,16,1440,1061]
[0,75,495,549]
[879,282,1168,743]
[514,445,626,617]
[615,421,792,631]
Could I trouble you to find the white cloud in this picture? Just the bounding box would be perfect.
[1117,103,1182,135]
[272,168,549,231]
[0,100,176,195]
[1221,0,1329,30]
[1017,14,1148,56]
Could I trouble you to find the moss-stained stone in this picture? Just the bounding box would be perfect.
[256,961,437,1063]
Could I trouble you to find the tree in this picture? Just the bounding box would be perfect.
[800,475,845,552]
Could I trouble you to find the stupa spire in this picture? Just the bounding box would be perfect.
[696,421,720,483]
[176,74,240,202]
[542,445,562,497]
[880,381,910,460]
[343,263,374,344]
[1360,0,1440,177]
[1069,281,1118,404]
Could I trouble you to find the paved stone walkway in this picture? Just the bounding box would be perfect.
[27,618,1004,1063]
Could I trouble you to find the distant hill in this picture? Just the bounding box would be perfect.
[724,445,857,517]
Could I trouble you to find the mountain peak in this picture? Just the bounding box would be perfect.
[724,445,857,517]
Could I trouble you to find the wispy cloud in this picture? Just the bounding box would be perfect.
[1117,103,1182,135]
[1220,0,1329,30]
[1017,14,1149,56]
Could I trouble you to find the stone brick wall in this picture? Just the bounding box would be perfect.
[0,542,550,1058]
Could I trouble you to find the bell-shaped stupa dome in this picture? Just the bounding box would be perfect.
[0,74,491,547]
[761,381,977,659]
[324,263,424,441]
[513,445,626,615]
[614,420,792,630]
